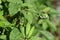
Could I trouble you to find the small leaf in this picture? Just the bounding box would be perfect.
[20,27,25,37]
[32,29,39,36]
[39,4,46,10]
[10,28,21,40]
[47,20,57,32]
[0,5,2,9]
[46,0,53,7]
[28,26,35,38]
[42,21,48,30]
[23,12,33,24]
[40,14,49,19]
[0,35,6,40]
[0,11,3,16]
[38,19,43,24]
[42,7,51,13]
[26,23,31,36]
[0,11,11,27]
[0,0,2,4]
[50,9,58,15]
[30,36,41,40]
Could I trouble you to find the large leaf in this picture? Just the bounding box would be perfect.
[10,28,21,40]
[9,3,22,16]
[40,31,55,40]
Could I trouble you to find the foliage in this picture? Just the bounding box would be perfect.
[0,0,58,40]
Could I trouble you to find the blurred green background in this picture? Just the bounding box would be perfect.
[52,0,60,40]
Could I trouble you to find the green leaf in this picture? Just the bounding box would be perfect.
[40,14,49,19]
[42,21,48,30]
[30,36,41,40]
[0,21,10,27]
[0,35,6,40]
[0,11,3,16]
[0,5,2,9]
[20,27,25,37]
[38,19,43,24]
[2,0,6,2]
[0,0,2,4]
[0,11,11,27]
[9,3,22,16]
[46,0,53,7]
[7,0,22,4]
[40,31,55,40]
[39,4,46,10]
[10,28,21,40]
[32,29,39,36]
[27,12,33,24]
[28,26,35,38]
[47,20,57,32]
[42,7,51,13]
[23,12,33,24]
[49,9,58,15]
[26,23,31,36]
[25,0,36,5]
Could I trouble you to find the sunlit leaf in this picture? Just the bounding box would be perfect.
[26,23,31,36]
[28,26,35,38]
